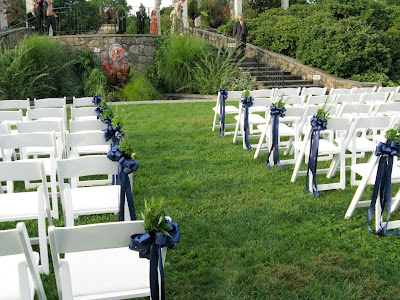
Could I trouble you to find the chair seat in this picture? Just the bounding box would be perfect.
[0,252,39,300]
[213,106,239,114]
[234,114,265,124]
[70,185,120,216]
[66,247,150,299]
[351,163,400,184]
[0,192,39,221]
[346,137,377,152]
[295,139,341,155]
[256,123,295,136]
[249,106,267,113]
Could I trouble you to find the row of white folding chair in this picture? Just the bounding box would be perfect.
[0,160,52,275]
[0,222,47,299]
[0,96,96,110]
[0,131,59,219]
[49,220,159,300]
[34,97,66,108]
[72,96,95,107]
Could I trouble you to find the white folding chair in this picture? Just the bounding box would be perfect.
[291,117,353,191]
[0,99,30,122]
[72,96,95,107]
[300,87,327,96]
[0,132,59,219]
[336,103,374,118]
[70,107,98,121]
[69,119,105,133]
[0,222,47,300]
[0,160,52,274]
[306,95,336,106]
[17,120,65,159]
[334,94,364,105]
[351,86,377,94]
[274,87,301,97]
[277,95,307,107]
[0,110,24,133]
[212,90,242,135]
[34,97,66,108]
[387,92,400,103]
[57,155,120,226]
[250,89,275,99]
[376,86,400,93]
[27,107,67,138]
[49,221,165,299]
[372,102,400,117]
[362,92,390,105]
[66,131,110,158]
[329,88,352,95]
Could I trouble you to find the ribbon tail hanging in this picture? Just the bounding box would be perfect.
[243,106,253,150]
[306,130,321,197]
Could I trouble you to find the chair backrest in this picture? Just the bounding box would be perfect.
[274,87,301,97]
[69,119,105,133]
[0,223,46,300]
[377,86,400,93]
[0,99,30,110]
[70,107,98,121]
[227,91,243,100]
[362,92,389,103]
[27,107,66,121]
[351,86,377,94]
[273,95,306,107]
[34,97,66,108]
[352,116,395,131]
[17,120,63,134]
[300,87,327,96]
[250,89,275,98]
[372,102,400,116]
[252,98,272,108]
[72,97,94,107]
[66,131,110,157]
[329,88,352,95]
[334,94,364,104]
[337,103,374,117]
[0,123,10,135]
[387,92,400,103]
[0,132,57,160]
[306,95,335,105]
[325,117,353,131]
[0,110,23,122]
[57,155,118,187]
[284,106,306,119]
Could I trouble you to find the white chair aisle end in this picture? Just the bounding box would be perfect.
[212,90,242,135]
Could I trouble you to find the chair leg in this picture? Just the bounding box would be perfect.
[291,148,305,182]
[254,127,267,159]
[212,110,218,132]
[233,119,240,144]
[345,171,371,219]
[37,190,49,275]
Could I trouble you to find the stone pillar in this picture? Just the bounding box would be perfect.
[26,0,34,13]
[195,0,202,27]
[0,2,7,29]
[182,0,188,28]
[233,0,242,18]
[281,0,289,10]
[155,0,161,35]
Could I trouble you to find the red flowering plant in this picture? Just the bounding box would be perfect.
[101,44,131,90]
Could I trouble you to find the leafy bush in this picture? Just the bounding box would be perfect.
[153,34,210,93]
[160,6,173,34]
[83,68,108,97]
[226,71,256,91]
[185,46,241,94]
[122,72,162,101]
[350,72,396,87]
[200,0,230,28]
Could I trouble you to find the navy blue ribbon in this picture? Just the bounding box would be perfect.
[366,142,400,236]
[104,124,123,148]
[93,94,102,106]
[218,88,228,136]
[306,116,327,197]
[241,96,254,150]
[267,105,286,171]
[129,219,181,300]
[107,145,139,221]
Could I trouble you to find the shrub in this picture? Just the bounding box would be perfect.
[83,68,108,97]
[226,71,256,91]
[154,34,211,93]
[350,72,397,87]
[122,72,162,101]
[200,0,230,28]
[160,6,173,34]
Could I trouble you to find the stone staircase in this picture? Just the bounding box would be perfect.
[239,58,317,89]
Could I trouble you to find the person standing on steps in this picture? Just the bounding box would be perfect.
[171,0,185,35]
[136,5,146,34]
[233,13,248,60]
[45,0,57,36]
[150,9,158,35]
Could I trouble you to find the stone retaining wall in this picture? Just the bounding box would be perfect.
[0,28,32,50]
[191,28,379,89]
[53,34,159,70]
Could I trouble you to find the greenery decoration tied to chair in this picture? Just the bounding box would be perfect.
[267,95,287,171]
[366,126,400,236]
[130,198,181,300]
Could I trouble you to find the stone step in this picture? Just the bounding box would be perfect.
[240,66,282,72]
[255,75,302,81]
[258,80,314,87]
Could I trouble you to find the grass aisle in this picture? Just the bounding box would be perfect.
[122,102,400,299]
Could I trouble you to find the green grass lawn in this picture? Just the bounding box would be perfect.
[2,101,400,299]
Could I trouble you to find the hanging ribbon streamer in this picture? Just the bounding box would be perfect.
[241,96,254,150]
[366,142,400,236]
[267,105,286,171]
[218,88,228,136]
[107,144,139,221]
[130,219,181,300]
[306,116,327,197]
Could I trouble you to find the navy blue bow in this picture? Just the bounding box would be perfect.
[306,115,328,197]
[107,145,139,221]
[367,141,400,236]
[93,94,102,106]
[267,105,286,171]
[218,89,228,136]
[241,96,254,150]
[130,219,181,300]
